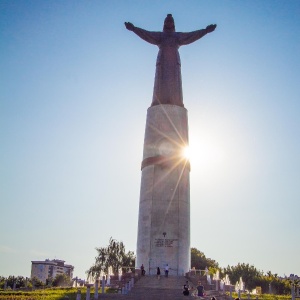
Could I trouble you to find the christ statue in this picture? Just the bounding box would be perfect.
[125,14,216,107]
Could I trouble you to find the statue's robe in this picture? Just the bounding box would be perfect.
[132,27,207,107]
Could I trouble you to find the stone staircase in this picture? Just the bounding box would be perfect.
[94,274,228,300]
[127,275,190,299]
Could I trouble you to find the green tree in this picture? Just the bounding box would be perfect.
[87,237,135,279]
[191,247,219,271]
[250,273,291,295]
[52,274,72,287]
[14,276,27,288]
[5,276,27,289]
[223,263,263,290]
[0,276,6,289]
[0,276,26,289]
[31,276,44,288]
[46,276,53,287]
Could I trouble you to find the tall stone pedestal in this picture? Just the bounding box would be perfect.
[136,104,190,275]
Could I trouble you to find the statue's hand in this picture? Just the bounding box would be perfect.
[206,24,217,33]
[125,22,135,31]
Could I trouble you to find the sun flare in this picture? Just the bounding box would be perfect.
[181,137,224,167]
[182,146,191,160]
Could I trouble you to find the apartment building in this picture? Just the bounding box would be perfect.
[31,259,74,283]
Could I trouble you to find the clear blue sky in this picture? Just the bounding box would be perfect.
[1,0,299,280]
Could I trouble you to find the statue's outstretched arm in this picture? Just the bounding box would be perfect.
[178,24,217,46]
[125,22,135,31]
[124,22,160,45]
[205,24,217,33]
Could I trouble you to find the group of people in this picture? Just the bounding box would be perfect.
[140,264,170,278]
[156,264,169,279]
[140,264,227,299]
[141,264,216,298]
[183,280,207,298]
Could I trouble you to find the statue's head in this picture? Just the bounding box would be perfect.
[163,14,175,32]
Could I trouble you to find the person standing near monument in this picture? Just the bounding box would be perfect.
[141,264,145,276]
[183,280,190,296]
[156,267,161,279]
[165,264,169,277]
[197,281,205,297]
[125,14,216,107]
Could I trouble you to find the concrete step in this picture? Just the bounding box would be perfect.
[91,275,227,300]
[126,275,193,299]
[127,275,225,300]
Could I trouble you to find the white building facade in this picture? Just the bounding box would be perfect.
[31,259,74,283]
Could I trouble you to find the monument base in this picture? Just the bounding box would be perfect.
[136,104,190,276]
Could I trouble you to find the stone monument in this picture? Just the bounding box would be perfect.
[125,14,216,275]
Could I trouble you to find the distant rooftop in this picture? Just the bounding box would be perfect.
[31,259,73,268]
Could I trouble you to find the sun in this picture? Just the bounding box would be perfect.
[182,146,191,160]
[187,136,225,168]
